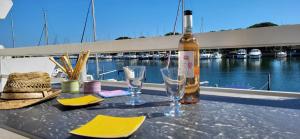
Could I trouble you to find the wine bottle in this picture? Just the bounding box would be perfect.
[178,10,200,104]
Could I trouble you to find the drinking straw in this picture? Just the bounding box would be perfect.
[49,57,67,73]
[74,51,90,80]
[49,51,90,80]
[60,56,72,77]
[64,53,73,73]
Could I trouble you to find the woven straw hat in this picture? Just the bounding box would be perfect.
[0,72,60,109]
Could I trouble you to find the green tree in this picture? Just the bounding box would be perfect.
[115,36,132,40]
[248,22,278,28]
[164,32,181,36]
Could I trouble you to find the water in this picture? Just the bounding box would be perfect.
[86,57,300,92]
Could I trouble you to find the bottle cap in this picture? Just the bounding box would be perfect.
[184,10,192,15]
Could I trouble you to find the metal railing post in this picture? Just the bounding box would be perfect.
[267,73,271,90]
[95,53,100,80]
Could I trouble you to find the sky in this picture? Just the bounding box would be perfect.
[0,0,300,48]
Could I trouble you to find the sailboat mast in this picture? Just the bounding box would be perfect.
[10,13,15,48]
[201,17,204,33]
[43,10,49,45]
[91,0,97,41]
[91,0,100,79]
[182,0,185,33]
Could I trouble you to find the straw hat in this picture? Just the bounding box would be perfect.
[0,72,60,109]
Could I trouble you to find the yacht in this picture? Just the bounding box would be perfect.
[170,51,178,59]
[200,50,211,59]
[236,49,247,59]
[140,53,150,60]
[170,54,178,59]
[276,51,287,58]
[113,53,124,59]
[200,53,211,59]
[152,53,160,60]
[100,54,112,59]
[124,53,137,59]
[211,52,222,59]
[249,49,262,59]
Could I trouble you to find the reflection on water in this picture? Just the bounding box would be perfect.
[87,57,300,92]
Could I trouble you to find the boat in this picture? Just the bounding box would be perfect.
[169,51,178,59]
[153,53,162,60]
[200,53,211,59]
[211,52,222,59]
[236,49,247,59]
[113,53,124,59]
[276,51,287,58]
[170,54,178,59]
[140,53,150,60]
[101,55,112,59]
[123,53,137,59]
[249,49,262,59]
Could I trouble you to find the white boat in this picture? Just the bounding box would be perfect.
[249,49,262,59]
[276,51,287,58]
[170,54,178,59]
[140,53,150,60]
[211,52,222,59]
[102,55,112,59]
[200,53,211,59]
[153,54,161,60]
[236,49,247,59]
[113,53,124,59]
[128,54,137,59]
[123,53,137,59]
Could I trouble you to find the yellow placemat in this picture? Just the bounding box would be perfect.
[70,115,146,138]
[57,95,103,106]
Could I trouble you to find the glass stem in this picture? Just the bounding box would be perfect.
[132,91,139,103]
[174,99,180,115]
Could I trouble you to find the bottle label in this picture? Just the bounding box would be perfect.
[178,51,194,78]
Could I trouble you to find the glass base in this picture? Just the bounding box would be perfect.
[164,109,184,117]
[126,98,145,106]
[164,102,184,117]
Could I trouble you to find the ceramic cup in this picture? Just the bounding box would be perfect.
[61,80,80,93]
[83,80,101,94]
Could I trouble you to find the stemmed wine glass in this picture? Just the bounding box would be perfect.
[123,66,146,106]
[160,67,186,117]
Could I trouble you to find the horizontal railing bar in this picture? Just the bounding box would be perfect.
[0,25,300,56]
[100,81,300,98]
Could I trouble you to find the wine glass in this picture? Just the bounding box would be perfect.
[123,66,146,105]
[160,67,186,117]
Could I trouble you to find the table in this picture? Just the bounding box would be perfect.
[1,86,300,139]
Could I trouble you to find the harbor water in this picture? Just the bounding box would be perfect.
[86,57,300,92]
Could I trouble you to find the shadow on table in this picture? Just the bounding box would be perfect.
[201,94,300,110]
[53,103,100,111]
[66,135,129,139]
[101,86,167,97]
[86,100,171,110]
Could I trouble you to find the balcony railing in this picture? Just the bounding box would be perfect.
[0,25,300,56]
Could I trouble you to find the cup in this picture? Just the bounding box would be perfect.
[123,66,146,106]
[161,67,186,117]
[61,80,80,93]
[83,80,101,94]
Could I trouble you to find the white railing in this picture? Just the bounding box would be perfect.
[0,25,300,56]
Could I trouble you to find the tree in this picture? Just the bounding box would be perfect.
[164,32,181,36]
[115,36,132,40]
[248,22,278,28]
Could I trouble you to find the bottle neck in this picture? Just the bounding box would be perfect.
[184,15,193,34]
